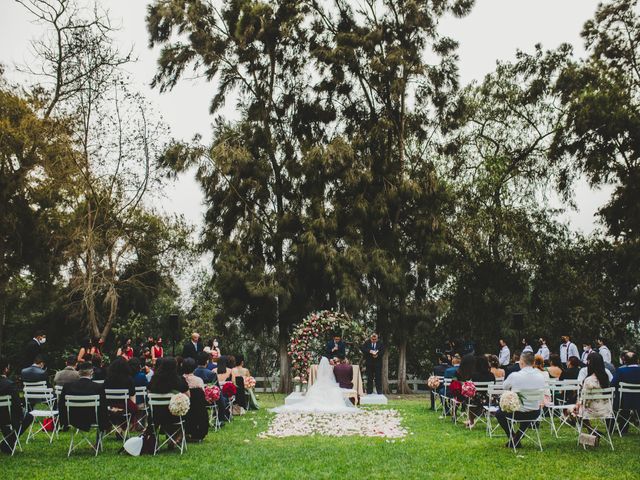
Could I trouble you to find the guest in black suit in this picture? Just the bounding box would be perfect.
[612,351,640,433]
[181,332,202,360]
[361,333,384,394]
[21,356,48,384]
[504,351,522,379]
[0,357,33,454]
[23,330,46,368]
[59,362,107,431]
[325,334,346,359]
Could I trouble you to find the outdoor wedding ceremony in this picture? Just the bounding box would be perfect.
[1,0,640,479]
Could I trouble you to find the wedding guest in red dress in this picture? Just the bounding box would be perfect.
[116,338,134,360]
[152,338,164,363]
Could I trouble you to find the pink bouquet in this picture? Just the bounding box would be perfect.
[461,381,477,398]
[244,376,256,389]
[427,375,441,390]
[204,385,221,404]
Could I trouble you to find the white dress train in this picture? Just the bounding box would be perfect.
[271,357,359,414]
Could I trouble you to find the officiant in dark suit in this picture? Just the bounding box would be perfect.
[182,332,202,360]
[325,333,346,359]
[361,333,384,394]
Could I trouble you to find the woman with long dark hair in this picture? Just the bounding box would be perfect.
[574,352,613,430]
[455,354,476,382]
[466,355,496,428]
[148,357,189,395]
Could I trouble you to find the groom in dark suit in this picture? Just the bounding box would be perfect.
[325,333,346,359]
[361,333,384,394]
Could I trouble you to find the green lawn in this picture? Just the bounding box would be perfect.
[3,394,639,479]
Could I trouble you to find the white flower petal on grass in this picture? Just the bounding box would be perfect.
[258,410,408,439]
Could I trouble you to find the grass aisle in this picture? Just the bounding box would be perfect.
[2,395,639,479]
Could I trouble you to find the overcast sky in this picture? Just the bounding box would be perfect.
[0,0,624,237]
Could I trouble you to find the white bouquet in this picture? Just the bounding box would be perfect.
[499,391,522,413]
[169,392,190,416]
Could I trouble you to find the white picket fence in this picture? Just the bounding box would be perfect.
[254,376,428,393]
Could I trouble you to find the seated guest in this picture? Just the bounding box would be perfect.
[92,356,106,381]
[573,352,613,433]
[54,355,80,387]
[0,357,33,454]
[104,357,136,432]
[455,354,476,382]
[232,354,251,378]
[496,352,547,448]
[560,356,581,380]
[148,357,189,440]
[547,354,563,379]
[21,355,48,384]
[467,355,496,428]
[443,354,461,379]
[333,356,354,389]
[181,357,210,438]
[59,362,107,431]
[182,358,205,390]
[194,352,217,384]
[578,352,613,385]
[215,357,235,385]
[128,358,149,406]
[505,351,521,379]
[611,351,640,434]
[430,355,451,410]
[207,349,219,370]
[488,355,505,380]
[144,360,154,382]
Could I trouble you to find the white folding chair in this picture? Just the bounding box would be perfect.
[148,393,186,454]
[505,389,545,452]
[103,389,132,445]
[207,402,221,431]
[614,382,640,436]
[228,395,236,422]
[576,387,616,450]
[23,381,47,388]
[65,394,103,457]
[0,395,23,456]
[484,383,505,437]
[546,382,580,438]
[431,375,445,413]
[23,386,58,443]
[135,386,149,429]
[465,381,493,429]
[93,380,105,384]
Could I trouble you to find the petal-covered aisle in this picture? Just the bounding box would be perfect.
[258,409,408,438]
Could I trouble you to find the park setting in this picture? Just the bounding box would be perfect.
[1,0,640,478]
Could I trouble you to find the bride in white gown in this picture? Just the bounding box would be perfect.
[271,357,360,413]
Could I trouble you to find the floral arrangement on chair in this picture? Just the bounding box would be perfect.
[427,376,441,390]
[244,376,256,390]
[222,382,237,397]
[461,381,477,398]
[204,385,221,404]
[449,380,463,400]
[499,391,522,413]
[168,392,190,416]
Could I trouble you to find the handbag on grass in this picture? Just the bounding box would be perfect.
[578,432,599,447]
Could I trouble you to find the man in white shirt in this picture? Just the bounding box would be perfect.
[498,339,510,367]
[596,337,612,364]
[496,352,547,448]
[581,342,594,365]
[559,335,579,365]
[536,338,550,362]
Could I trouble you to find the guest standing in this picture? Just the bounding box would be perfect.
[325,333,346,359]
[498,339,510,367]
[23,330,46,368]
[581,342,594,365]
[536,338,550,362]
[560,335,579,366]
[596,337,612,364]
[361,333,384,395]
[152,338,164,363]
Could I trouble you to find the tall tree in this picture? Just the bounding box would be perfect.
[148,0,329,391]
[309,0,473,392]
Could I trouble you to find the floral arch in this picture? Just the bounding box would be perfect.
[288,310,368,382]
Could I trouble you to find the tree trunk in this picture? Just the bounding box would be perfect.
[381,348,390,394]
[277,328,291,393]
[397,337,412,394]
